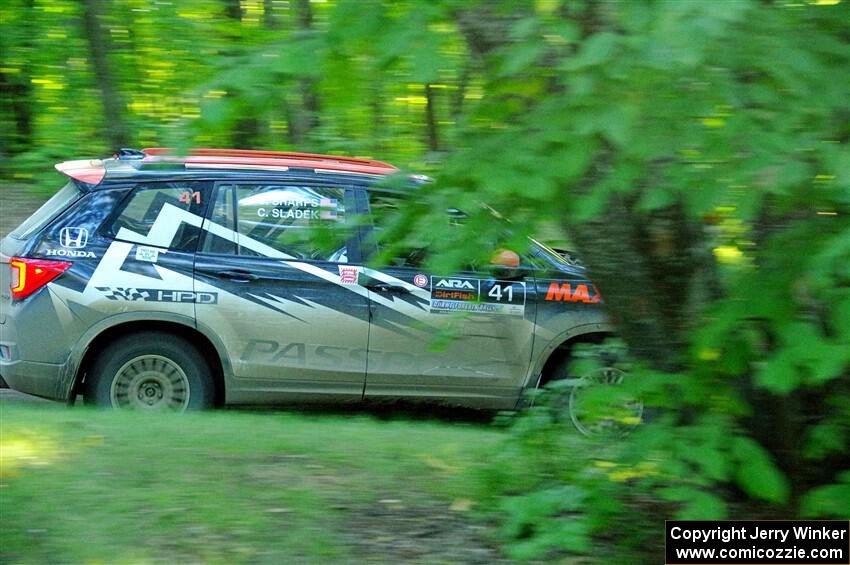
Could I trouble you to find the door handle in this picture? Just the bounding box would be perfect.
[218,269,258,282]
[365,280,405,293]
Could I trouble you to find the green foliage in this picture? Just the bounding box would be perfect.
[500,486,590,559]
[732,436,791,504]
[801,472,850,518]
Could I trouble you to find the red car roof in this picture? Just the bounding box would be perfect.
[55,148,399,185]
[141,148,399,176]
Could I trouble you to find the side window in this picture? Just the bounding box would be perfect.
[367,190,493,271]
[108,182,207,251]
[367,190,428,268]
[201,186,237,255]
[232,184,350,262]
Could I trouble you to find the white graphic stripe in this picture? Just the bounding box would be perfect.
[361,267,431,301]
[284,261,432,319]
[83,201,430,322]
[115,203,203,247]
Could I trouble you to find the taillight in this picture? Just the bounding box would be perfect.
[10,257,72,301]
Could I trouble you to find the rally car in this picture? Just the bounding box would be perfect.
[0,148,612,415]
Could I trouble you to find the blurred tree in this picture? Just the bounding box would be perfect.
[372,1,848,559]
[288,0,320,146]
[81,0,129,148]
[263,0,280,30]
[0,0,34,158]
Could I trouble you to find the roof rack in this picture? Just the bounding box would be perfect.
[114,148,146,160]
[141,148,398,171]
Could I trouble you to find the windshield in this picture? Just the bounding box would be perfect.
[528,237,584,270]
[8,181,82,240]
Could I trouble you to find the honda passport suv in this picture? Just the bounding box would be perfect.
[0,148,611,413]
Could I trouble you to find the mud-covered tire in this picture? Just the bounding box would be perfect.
[84,332,214,411]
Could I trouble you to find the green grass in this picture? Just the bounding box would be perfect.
[0,403,505,564]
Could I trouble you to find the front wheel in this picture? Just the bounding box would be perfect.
[568,366,643,437]
[85,332,214,411]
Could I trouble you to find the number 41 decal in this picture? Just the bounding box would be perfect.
[488,283,514,302]
[179,191,201,205]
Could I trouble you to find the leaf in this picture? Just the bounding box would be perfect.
[573,187,610,223]
[547,139,597,183]
[808,343,849,385]
[567,32,619,69]
[685,442,729,482]
[732,436,790,504]
[501,42,546,76]
[637,187,676,211]
[661,486,727,520]
[596,106,635,148]
[801,481,850,518]
[803,422,846,460]
[753,353,799,395]
[412,42,442,84]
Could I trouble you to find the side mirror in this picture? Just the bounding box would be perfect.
[490,249,522,280]
[490,249,520,268]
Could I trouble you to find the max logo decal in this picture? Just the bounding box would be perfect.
[545,282,602,304]
[435,279,475,290]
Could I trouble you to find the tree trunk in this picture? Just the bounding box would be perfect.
[264,0,279,30]
[370,80,385,154]
[81,0,129,149]
[288,0,320,147]
[564,190,712,371]
[223,0,242,20]
[0,71,33,157]
[424,84,439,152]
[221,0,263,148]
[0,0,34,156]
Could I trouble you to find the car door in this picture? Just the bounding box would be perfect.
[193,181,370,400]
[359,189,538,407]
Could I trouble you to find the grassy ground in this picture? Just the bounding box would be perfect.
[0,403,510,564]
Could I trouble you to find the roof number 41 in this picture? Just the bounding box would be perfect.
[179,191,201,205]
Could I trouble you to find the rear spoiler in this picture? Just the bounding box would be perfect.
[54,159,106,186]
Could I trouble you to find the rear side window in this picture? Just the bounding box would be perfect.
[107,182,208,251]
[9,182,82,240]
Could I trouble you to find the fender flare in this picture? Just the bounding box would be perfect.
[58,311,233,401]
[526,322,617,389]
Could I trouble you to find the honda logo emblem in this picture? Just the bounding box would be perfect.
[59,227,89,249]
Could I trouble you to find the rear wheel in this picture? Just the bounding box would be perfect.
[85,332,214,411]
